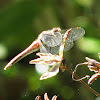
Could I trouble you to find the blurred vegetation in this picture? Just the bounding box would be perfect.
[0,0,100,100]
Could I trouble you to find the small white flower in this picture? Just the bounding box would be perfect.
[35,93,57,100]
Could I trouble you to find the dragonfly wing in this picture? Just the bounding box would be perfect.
[41,39,74,54]
[40,27,85,53]
[64,41,74,51]
[67,27,85,42]
[53,32,62,46]
[42,45,59,54]
[41,31,62,47]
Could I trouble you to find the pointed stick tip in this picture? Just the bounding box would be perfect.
[4,65,8,70]
[4,63,12,70]
[4,67,7,70]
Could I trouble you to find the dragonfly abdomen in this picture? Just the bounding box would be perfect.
[4,40,39,70]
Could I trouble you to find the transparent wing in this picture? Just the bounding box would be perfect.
[62,27,85,51]
[40,37,74,54]
[39,41,48,53]
[40,42,74,54]
[44,45,59,54]
[64,40,74,51]
[40,27,85,54]
[66,27,85,42]
[41,31,62,47]
[40,44,59,54]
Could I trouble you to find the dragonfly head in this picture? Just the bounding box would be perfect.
[98,53,100,59]
[52,27,61,32]
[52,27,61,37]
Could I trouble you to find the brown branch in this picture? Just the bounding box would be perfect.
[66,65,100,97]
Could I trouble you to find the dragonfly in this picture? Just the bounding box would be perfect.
[29,27,85,80]
[4,27,85,70]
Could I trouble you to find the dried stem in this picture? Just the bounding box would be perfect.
[66,65,100,97]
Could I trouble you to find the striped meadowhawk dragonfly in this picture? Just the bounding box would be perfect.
[4,27,85,70]
[28,27,85,80]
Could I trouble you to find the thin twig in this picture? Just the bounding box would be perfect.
[66,65,100,97]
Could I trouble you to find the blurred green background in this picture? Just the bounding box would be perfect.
[0,0,100,100]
